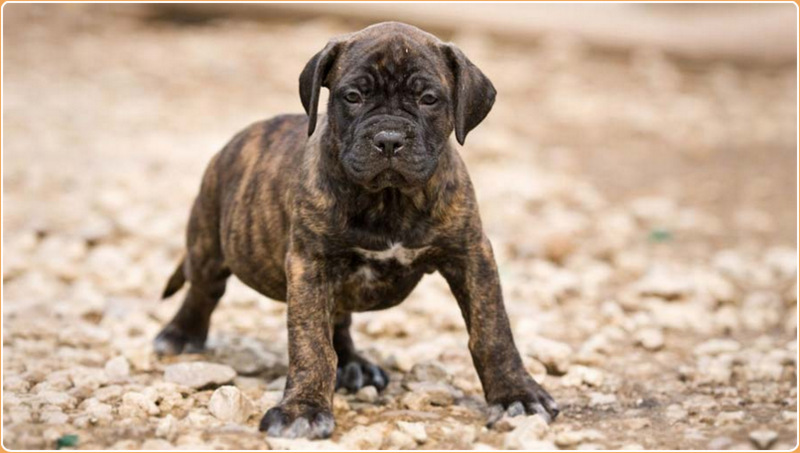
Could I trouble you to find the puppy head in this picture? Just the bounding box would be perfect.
[299,22,496,191]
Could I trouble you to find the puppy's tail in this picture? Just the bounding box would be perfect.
[162,257,187,299]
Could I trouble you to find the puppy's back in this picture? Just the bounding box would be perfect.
[193,114,309,298]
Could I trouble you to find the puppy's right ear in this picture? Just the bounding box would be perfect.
[299,40,343,136]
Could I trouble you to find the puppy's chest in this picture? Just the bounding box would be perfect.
[328,241,432,312]
[352,242,430,266]
[338,241,433,293]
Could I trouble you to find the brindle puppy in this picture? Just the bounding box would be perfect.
[155,22,559,439]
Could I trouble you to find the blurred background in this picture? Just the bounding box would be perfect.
[2,3,797,451]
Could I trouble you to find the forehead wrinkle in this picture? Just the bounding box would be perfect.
[336,36,448,95]
[405,73,441,93]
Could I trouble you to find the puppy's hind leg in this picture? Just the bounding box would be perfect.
[154,271,229,355]
[155,198,230,355]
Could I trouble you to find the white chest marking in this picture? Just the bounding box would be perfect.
[353,242,430,266]
[355,265,376,282]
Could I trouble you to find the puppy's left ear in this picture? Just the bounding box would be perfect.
[441,44,496,146]
[299,40,343,136]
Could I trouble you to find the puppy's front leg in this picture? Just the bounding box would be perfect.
[440,235,560,424]
[259,252,337,439]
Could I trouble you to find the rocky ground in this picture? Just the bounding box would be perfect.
[2,5,797,450]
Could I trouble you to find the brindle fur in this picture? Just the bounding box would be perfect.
[155,22,559,439]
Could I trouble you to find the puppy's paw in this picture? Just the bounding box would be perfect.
[487,382,560,426]
[259,403,335,439]
[153,323,206,356]
[336,357,389,393]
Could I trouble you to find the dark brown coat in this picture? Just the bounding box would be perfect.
[156,22,558,439]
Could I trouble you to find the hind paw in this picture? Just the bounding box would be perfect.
[153,323,206,356]
[336,356,389,392]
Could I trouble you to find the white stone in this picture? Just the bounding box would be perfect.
[713,250,750,281]
[118,392,159,418]
[708,437,733,449]
[694,339,740,356]
[386,430,416,449]
[207,385,253,423]
[749,430,778,450]
[588,392,617,407]
[340,423,389,449]
[156,414,178,439]
[386,351,415,372]
[665,404,688,423]
[104,356,130,382]
[634,266,693,299]
[7,407,33,424]
[408,360,451,383]
[396,421,427,444]
[526,336,573,375]
[258,391,283,411]
[212,339,279,375]
[493,412,524,433]
[40,408,69,425]
[562,365,604,387]
[35,391,77,410]
[164,362,237,388]
[81,398,114,424]
[355,385,378,403]
[503,415,550,449]
[696,356,733,385]
[94,385,124,403]
[125,344,154,372]
[70,366,109,390]
[699,272,737,303]
[401,382,457,408]
[636,328,665,351]
[764,247,797,279]
[715,411,745,426]
[333,394,350,412]
[3,376,31,393]
[555,429,605,447]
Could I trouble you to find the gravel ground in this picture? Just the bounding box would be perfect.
[2,5,797,450]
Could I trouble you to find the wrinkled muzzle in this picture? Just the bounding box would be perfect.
[340,115,437,190]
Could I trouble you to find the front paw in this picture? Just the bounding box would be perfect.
[258,402,335,439]
[487,381,560,426]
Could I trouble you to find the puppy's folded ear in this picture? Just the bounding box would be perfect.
[299,40,343,136]
[441,44,497,146]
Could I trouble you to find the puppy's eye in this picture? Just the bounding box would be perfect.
[344,91,363,104]
[420,93,438,106]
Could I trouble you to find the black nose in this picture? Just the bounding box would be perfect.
[373,131,405,155]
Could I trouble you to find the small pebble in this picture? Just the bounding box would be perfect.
[164,362,237,389]
[749,430,778,450]
[355,385,378,403]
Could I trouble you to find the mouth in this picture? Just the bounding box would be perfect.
[354,167,407,191]
[342,144,434,190]
[372,168,407,185]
